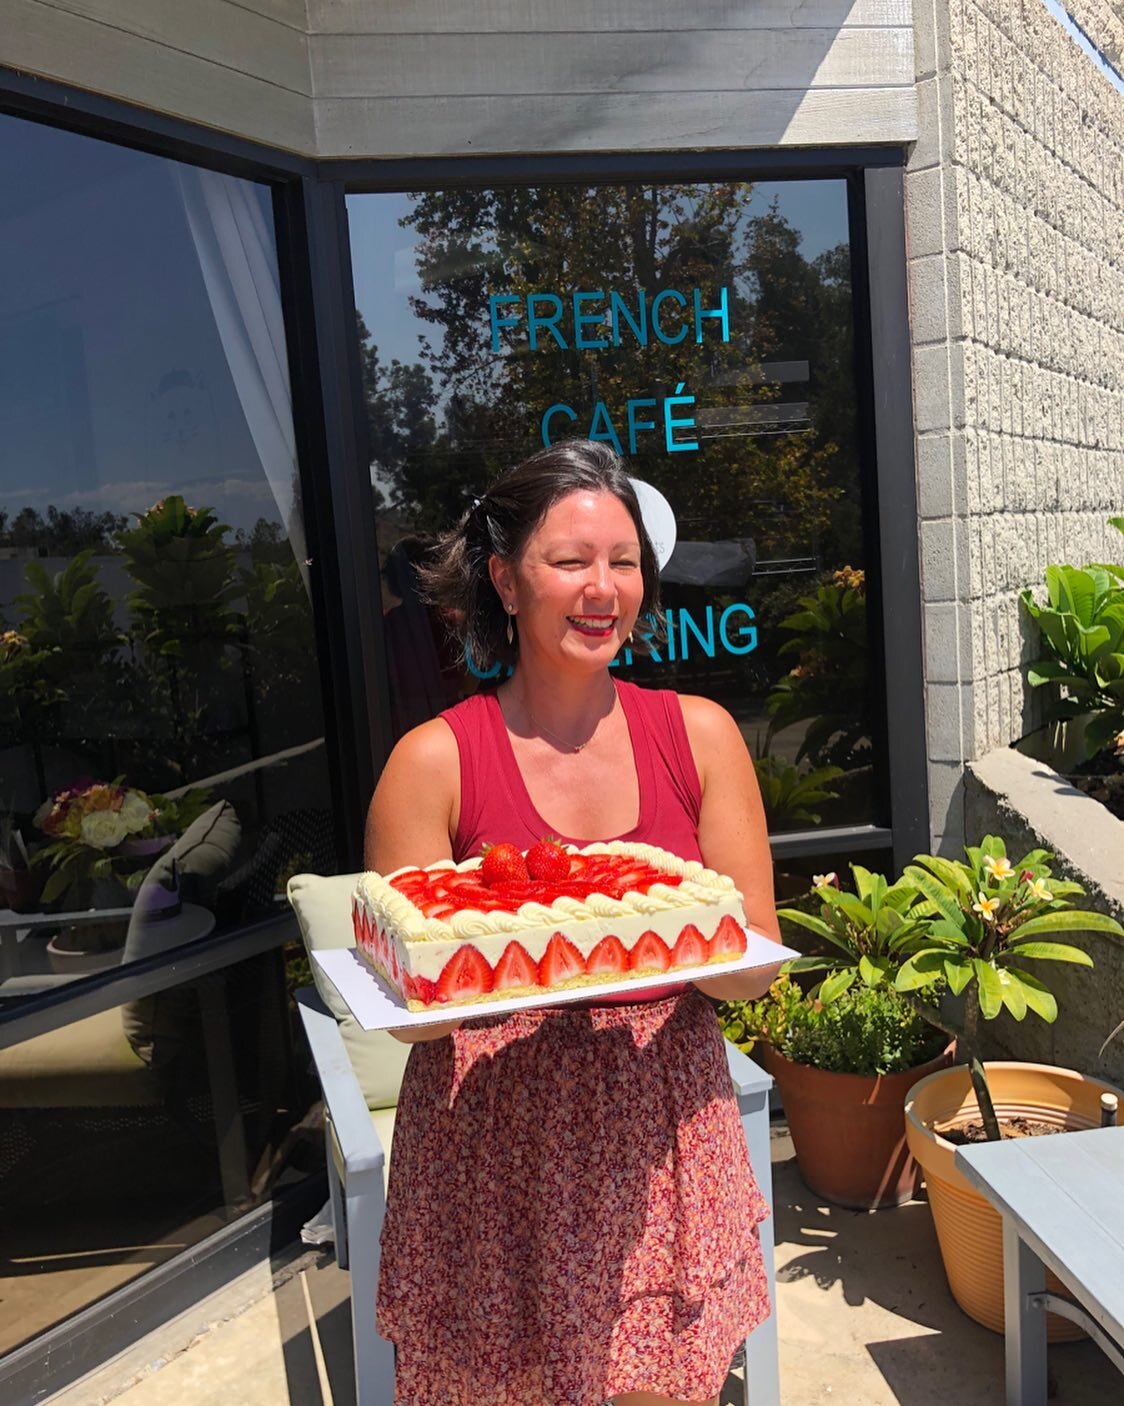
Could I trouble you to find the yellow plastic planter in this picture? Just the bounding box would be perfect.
[905,1061,1123,1339]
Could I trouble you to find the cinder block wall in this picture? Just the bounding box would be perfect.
[907,0,1124,852]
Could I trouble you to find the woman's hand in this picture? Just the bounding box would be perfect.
[679,695,783,1001]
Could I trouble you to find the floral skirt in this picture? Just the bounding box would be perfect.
[376,988,771,1406]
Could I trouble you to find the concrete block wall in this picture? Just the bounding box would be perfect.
[908,0,1124,853]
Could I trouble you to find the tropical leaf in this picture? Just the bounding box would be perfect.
[1010,910,1121,940]
[1004,968,1059,1023]
[819,968,856,1004]
[943,957,974,995]
[902,865,966,926]
[998,968,1028,1020]
[1006,941,1094,966]
[858,954,890,986]
[973,959,1003,1019]
[775,908,857,959]
[895,950,946,991]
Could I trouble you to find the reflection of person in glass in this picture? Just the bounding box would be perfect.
[366,441,782,1406]
[381,534,468,740]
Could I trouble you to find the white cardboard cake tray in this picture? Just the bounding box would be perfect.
[313,929,798,1031]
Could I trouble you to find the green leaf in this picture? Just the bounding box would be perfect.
[911,854,976,906]
[943,957,974,995]
[998,968,1027,1021]
[1003,968,1058,1024]
[1006,941,1094,966]
[820,968,856,1004]
[850,864,874,903]
[902,865,967,927]
[973,959,1004,1019]
[775,909,859,959]
[1010,910,1122,940]
[858,954,889,986]
[782,956,840,975]
[816,886,875,929]
[895,951,946,991]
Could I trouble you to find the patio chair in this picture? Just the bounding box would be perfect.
[288,872,780,1406]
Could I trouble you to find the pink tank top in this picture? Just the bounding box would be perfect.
[441,680,704,1005]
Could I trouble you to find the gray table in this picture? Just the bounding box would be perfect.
[956,1125,1124,1405]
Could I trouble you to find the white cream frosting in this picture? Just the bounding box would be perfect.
[352,841,748,1001]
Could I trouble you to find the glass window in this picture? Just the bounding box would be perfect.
[0,114,336,993]
[347,179,876,830]
[0,946,320,1355]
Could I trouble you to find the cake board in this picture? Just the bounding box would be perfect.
[313,928,798,1031]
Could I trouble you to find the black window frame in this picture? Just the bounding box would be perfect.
[0,61,927,1398]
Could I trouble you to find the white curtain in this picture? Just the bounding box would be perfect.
[175,166,310,592]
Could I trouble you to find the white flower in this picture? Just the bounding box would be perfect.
[119,792,152,834]
[80,810,128,850]
[983,855,1013,882]
[812,872,839,889]
[972,891,1000,923]
[1028,878,1053,903]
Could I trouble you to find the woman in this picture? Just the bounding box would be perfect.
[366,440,782,1406]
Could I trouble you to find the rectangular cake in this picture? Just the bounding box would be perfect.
[351,840,748,1010]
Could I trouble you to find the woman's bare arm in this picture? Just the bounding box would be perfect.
[364,718,464,1042]
[678,695,783,1002]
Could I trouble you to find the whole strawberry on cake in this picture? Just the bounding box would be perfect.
[352,838,748,1010]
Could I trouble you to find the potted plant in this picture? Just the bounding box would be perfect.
[1020,518,1124,819]
[32,780,211,970]
[720,862,954,1208]
[898,836,1124,1337]
[723,973,950,1208]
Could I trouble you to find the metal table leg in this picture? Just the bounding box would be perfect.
[1003,1216,1047,1406]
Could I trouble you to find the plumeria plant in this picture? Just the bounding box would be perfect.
[896,837,1123,1139]
[776,863,930,1002]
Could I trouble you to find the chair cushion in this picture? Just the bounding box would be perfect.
[329,1106,396,1196]
[286,872,409,1110]
[0,1008,160,1109]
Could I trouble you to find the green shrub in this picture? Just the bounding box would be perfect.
[720,976,943,1078]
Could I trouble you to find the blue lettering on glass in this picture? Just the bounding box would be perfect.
[541,403,578,444]
[719,603,757,654]
[587,400,623,455]
[693,286,731,343]
[526,292,566,351]
[680,607,716,658]
[664,383,698,453]
[573,290,608,349]
[610,289,648,347]
[609,605,759,670]
[651,289,688,345]
[626,397,657,453]
[489,287,731,352]
[488,293,523,352]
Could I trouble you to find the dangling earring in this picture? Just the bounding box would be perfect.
[627,629,634,644]
[506,604,515,647]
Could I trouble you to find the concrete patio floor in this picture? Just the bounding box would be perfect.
[47,1125,1119,1406]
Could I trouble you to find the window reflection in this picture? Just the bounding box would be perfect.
[348,179,875,826]
[0,113,335,991]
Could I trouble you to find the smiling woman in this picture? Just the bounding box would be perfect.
[363,439,782,1406]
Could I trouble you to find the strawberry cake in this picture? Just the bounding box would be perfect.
[351,839,748,1010]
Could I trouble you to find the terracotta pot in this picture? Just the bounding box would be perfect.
[905,1061,1124,1340]
[46,925,126,975]
[763,1041,954,1209]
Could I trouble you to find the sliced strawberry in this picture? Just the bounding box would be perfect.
[434,946,494,1003]
[538,932,585,987]
[709,914,747,960]
[404,972,437,1005]
[629,930,672,973]
[420,900,457,920]
[671,923,709,970]
[492,941,539,992]
[586,934,628,976]
[567,854,590,876]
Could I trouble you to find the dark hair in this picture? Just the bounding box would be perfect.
[419,440,664,671]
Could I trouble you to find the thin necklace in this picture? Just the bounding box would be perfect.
[523,690,615,753]
[527,706,592,753]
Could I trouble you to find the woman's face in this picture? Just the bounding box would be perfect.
[491,489,646,674]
